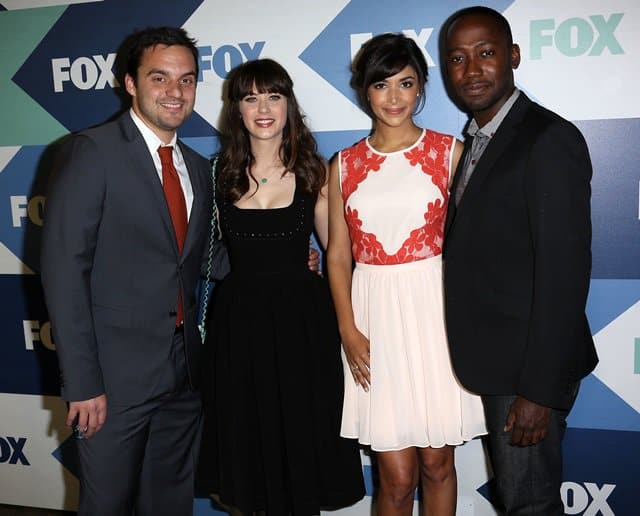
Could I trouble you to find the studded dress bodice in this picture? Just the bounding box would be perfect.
[201,176,366,514]
[219,180,315,276]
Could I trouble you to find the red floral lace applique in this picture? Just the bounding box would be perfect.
[404,131,451,200]
[342,131,452,265]
[340,141,386,200]
[345,206,382,263]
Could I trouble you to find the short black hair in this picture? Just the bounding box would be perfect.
[125,26,199,82]
[351,33,428,118]
[445,6,513,47]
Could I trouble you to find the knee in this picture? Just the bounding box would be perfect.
[379,469,419,506]
[419,449,455,484]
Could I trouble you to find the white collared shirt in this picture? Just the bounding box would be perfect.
[129,108,194,219]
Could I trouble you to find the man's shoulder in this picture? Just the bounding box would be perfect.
[178,140,210,168]
[522,98,581,137]
[72,114,128,145]
[514,98,589,157]
[53,114,141,168]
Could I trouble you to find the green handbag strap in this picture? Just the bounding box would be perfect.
[198,155,219,344]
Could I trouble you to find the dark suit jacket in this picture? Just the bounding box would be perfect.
[443,93,598,410]
[41,112,218,405]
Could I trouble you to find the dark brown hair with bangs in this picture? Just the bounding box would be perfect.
[217,58,326,201]
[351,33,428,118]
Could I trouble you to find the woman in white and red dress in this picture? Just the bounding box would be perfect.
[327,33,487,515]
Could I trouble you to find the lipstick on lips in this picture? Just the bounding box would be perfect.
[255,118,275,127]
[384,107,406,116]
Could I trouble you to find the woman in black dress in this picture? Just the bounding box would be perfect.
[198,58,364,516]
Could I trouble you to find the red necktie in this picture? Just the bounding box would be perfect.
[158,146,188,325]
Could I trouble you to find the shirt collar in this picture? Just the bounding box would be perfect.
[129,108,177,154]
[467,88,521,139]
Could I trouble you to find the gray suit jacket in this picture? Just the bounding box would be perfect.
[41,112,216,405]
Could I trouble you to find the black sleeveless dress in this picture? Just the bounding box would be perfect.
[198,180,365,516]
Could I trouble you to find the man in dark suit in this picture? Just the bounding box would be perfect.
[40,27,216,515]
[442,7,598,515]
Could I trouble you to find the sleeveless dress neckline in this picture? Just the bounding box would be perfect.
[365,128,426,156]
[231,176,298,212]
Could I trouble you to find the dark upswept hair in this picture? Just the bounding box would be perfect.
[351,33,428,118]
[125,26,199,83]
[445,6,513,47]
[218,58,326,201]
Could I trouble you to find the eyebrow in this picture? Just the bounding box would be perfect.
[146,69,196,77]
[448,39,499,52]
[377,74,416,82]
[244,90,282,96]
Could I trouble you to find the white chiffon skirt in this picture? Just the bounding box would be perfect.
[340,255,487,451]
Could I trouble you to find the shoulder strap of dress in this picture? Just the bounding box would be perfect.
[198,155,219,344]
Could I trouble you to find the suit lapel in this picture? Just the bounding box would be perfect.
[445,136,472,234]
[448,94,532,231]
[119,113,179,256]
[179,141,206,261]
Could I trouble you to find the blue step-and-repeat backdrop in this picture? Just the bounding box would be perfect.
[0,1,638,514]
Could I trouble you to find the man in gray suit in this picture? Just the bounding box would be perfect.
[41,27,214,515]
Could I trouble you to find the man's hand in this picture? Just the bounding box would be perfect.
[308,244,321,274]
[504,396,551,446]
[67,394,107,439]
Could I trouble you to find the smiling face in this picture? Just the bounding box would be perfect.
[239,87,288,144]
[445,13,520,127]
[124,44,196,143]
[367,65,419,130]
